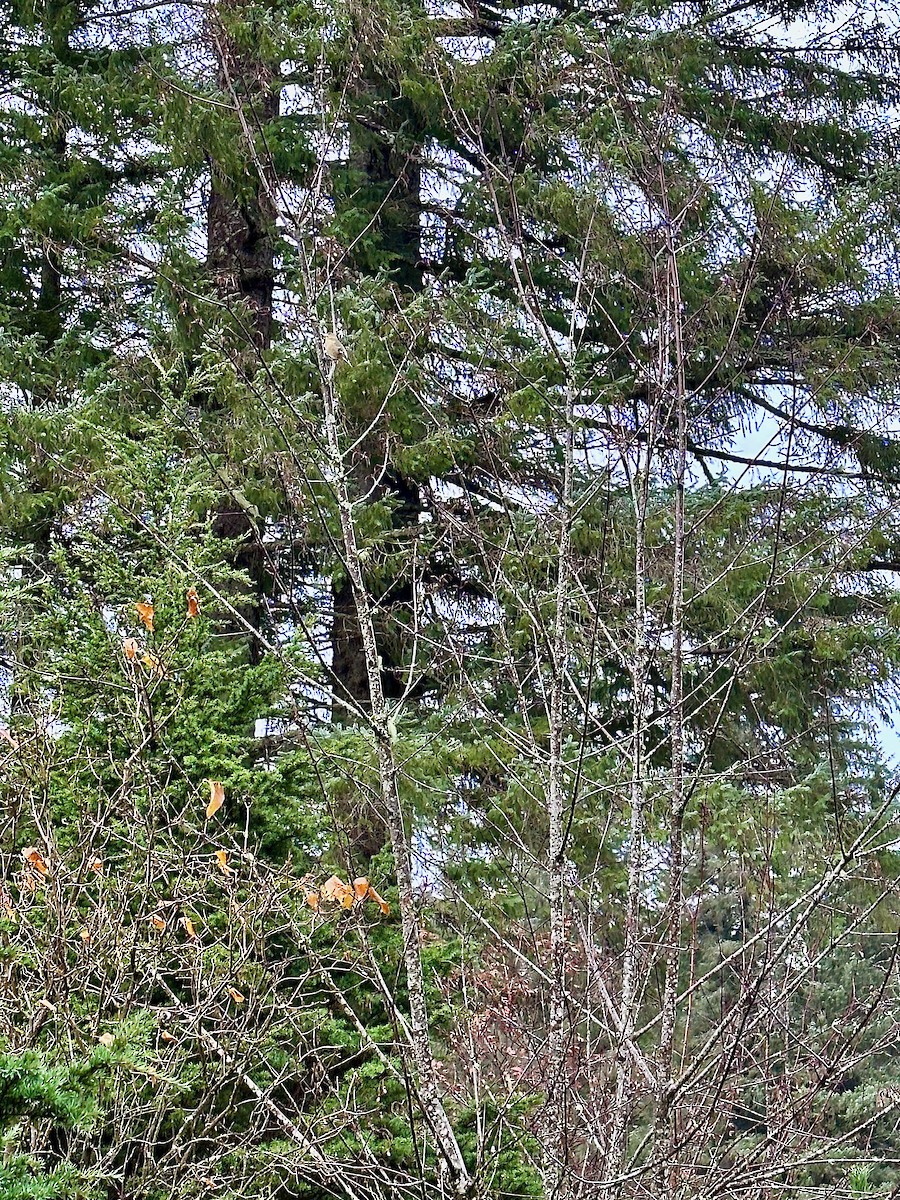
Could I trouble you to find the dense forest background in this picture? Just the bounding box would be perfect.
[3,0,900,1196]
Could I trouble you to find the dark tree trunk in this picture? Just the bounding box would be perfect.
[205,1,279,656]
[329,101,424,725]
[33,134,66,354]
[206,1,278,350]
[332,578,372,718]
[327,102,426,861]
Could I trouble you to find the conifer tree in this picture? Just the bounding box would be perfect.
[2,0,900,1197]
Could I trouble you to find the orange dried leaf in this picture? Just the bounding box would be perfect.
[135,601,155,631]
[22,846,48,876]
[227,987,245,1004]
[214,849,232,877]
[89,857,103,875]
[181,916,197,941]
[305,890,320,910]
[351,875,390,915]
[186,586,201,618]
[367,884,391,916]
[122,637,139,662]
[160,1030,176,1043]
[320,874,352,905]
[206,780,225,819]
[150,914,166,932]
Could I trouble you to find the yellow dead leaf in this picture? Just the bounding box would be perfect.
[186,586,201,618]
[150,914,166,932]
[135,601,154,631]
[305,890,320,910]
[98,1032,115,1048]
[214,849,232,877]
[182,916,198,940]
[1,892,16,922]
[141,651,164,676]
[206,780,225,819]
[122,637,139,662]
[22,846,48,877]
[160,1030,176,1043]
[227,987,245,1004]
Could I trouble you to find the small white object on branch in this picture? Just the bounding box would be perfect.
[323,332,346,363]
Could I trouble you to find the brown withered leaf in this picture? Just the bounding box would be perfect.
[367,884,391,915]
[181,916,198,941]
[186,586,201,618]
[352,875,391,915]
[22,846,49,877]
[320,874,354,908]
[206,780,225,819]
[214,849,232,877]
[135,601,155,631]
[227,987,245,1004]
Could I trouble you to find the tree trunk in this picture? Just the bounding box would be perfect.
[206,0,278,351]
[205,0,279,655]
[329,102,424,738]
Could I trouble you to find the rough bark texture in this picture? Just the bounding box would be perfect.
[205,0,278,654]
[206,2,278,351]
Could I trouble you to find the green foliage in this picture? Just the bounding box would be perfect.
[2,0,900,1194]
